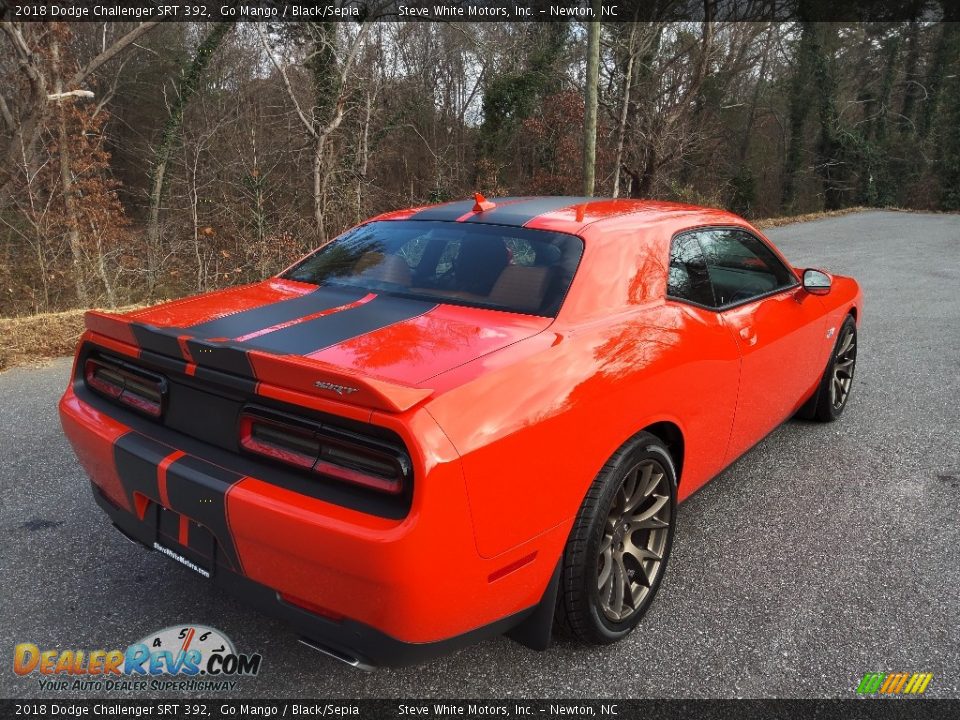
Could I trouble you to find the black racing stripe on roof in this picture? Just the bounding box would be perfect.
[406,197,526,222]
[184,285,367,338]
[406,200,477,221]
[461,196,596,226]
[241,294,437,356]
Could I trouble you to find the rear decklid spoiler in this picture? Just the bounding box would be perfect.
[83,309,433,413]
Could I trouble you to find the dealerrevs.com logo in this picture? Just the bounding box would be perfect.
[13,625,262,693]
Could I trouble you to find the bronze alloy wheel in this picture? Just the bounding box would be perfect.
[596,459,672,623]
[797,313,858,423]
[830,322,857,411]
[557,432,677,643]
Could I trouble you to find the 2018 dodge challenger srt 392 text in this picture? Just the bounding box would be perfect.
[60,196,862,668]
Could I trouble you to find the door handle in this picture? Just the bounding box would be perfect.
[739,326,758,346]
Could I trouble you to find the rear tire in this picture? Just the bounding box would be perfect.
[555,432,677,644]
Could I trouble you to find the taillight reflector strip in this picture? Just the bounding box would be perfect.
[84,357,166,418]
[238,414,317,470]
[238,408,410,495]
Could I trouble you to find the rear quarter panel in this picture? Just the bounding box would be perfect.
[425,215,742,559]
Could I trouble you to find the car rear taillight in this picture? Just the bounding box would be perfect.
[84,357,166,418]
[238,408,410,495]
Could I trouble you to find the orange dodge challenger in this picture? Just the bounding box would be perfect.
[60,196,862,668]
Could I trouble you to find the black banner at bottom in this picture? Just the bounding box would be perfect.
[2,699,957,720]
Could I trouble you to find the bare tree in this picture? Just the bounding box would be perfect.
[611,23,638,198]
[145,21,234,293]
[583,10,602,196]
[256,23,370,241]
[0,21,159,208]
[620,1,717,197]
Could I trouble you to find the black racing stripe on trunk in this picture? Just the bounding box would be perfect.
[192,365,258,396]
[242,295,436,356]
[130,324,185,360]
[462,196,595,225]
[164,455,243,571]
[184,339,255,378]
[184,286,367,338]
[114,432,172,510]
[139,348,189,377]
[137,345,254,395]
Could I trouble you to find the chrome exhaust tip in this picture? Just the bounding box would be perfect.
[111,523,146,548]
[298,637,374,672]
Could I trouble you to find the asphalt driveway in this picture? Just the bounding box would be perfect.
[1,210,957,699]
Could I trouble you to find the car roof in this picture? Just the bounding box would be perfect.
[367,196,742,236]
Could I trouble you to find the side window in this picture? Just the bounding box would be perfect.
[667,233,715,307]
[697,229,796,307]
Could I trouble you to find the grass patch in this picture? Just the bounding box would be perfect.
[753,206,869,229]
[0,305,142,372]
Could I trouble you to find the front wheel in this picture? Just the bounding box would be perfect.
[556,432,677,644]
[802,314,858,422]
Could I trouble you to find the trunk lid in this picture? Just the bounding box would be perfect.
[85,280,550,412]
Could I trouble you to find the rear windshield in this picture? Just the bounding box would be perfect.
[283,221,584,317]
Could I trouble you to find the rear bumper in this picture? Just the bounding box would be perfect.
[59,378,563,663]
[91,483,531,668]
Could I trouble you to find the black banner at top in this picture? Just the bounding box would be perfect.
[0,0,951,23]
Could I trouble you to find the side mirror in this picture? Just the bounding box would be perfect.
[802,268,832,296]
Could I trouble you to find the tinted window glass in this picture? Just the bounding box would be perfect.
[696,229,796,306]
[283,221,583,317]
[667,233,715,307]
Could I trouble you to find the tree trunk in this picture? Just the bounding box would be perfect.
[187,143,203,292]
[631,149,657,199]
[356,88,374,222]
[0,24,48,210]
[145,20,233,294]
[31,228,51,311]
[582,4,602,197]
[781,21,818,211]
[93,229,116,308]
[308,23,338,241]
[813,24,845,211]
[859,32,901,205]
[919,16,959,140]
[51,38,90,307]
[898,10,923,132]
[612,24,637,199]
[1,21,158,210]
[936,2,960,208]
[738,24,775,168]
[313,139,326,242]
